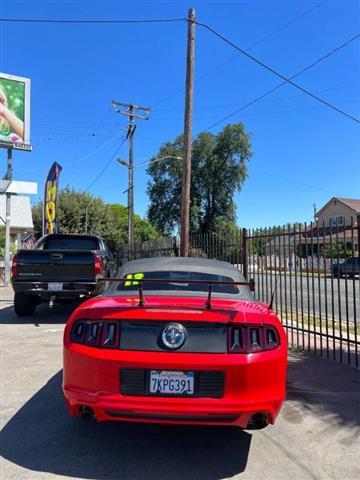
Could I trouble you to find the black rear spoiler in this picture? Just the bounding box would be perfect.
[98,278,253,310]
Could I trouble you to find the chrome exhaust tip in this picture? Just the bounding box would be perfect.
[246,412,269,430]
[79,405,96,422]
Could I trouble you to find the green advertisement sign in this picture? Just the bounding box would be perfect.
[0,73,31,147]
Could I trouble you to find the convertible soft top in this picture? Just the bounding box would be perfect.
[120,257,246,279]
[103,257,253,300]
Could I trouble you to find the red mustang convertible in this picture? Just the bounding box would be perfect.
[63,257,287,429]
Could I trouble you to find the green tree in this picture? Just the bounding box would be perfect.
[32,188,111,239]
[323,241,353,259]
[147,123,253,235]
[32,188,160,250]
[0,225,17,258]
[107,203,160,250]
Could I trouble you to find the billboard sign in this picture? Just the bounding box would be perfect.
[43,162,62,235]
[0,72,31,149]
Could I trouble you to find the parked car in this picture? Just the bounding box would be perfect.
[11,234,116,316]
[63,257,287,429]
[332,257,359,278]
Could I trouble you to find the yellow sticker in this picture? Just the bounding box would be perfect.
[124,272,144,287]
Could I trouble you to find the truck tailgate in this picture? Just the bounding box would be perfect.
[15,250,95,282]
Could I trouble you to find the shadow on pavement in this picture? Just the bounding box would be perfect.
[0,371,252,480]
[286,351,360,428]
[0,301,82,325]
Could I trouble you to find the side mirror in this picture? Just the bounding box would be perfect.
[249,278,255,293]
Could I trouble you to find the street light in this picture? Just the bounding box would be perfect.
[135,155,183,169]
[117,158,129,168]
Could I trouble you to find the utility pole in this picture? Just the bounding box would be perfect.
[180,8,196,257]
[4,148,13,286]
[111,101,150,251]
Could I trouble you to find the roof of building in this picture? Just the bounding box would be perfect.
[335,198,360,212]
[316,197,360,216]
[0,195,33,230]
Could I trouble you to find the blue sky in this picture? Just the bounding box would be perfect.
[1,0,359,229]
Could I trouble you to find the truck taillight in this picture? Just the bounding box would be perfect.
[94,254,103,277]
[228,325,279,353]
[11,254,18,278]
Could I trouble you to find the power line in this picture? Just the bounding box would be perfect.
[6,8,356,125]
[85,137,127,192]
[150,99,359,121]
[64,133,122,167]
[152,82,360,112]
[151,0,329,108]
[252,168,347,196]
[197,33,360,132]
[246,0,329,51]
[194,21,360,124]
[62,109,118,169]
[31,131,112,142]
[134,152,349,195]
[0,17,186,24]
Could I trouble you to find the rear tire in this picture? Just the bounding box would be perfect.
[14,293,37,316]
[333,269,341,278]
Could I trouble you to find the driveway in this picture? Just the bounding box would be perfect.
[0,287,359,480]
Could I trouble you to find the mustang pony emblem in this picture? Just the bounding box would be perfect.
[162,323,187,349]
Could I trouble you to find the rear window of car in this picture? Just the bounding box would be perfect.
[116,270,240,295]
[43,237,100,250]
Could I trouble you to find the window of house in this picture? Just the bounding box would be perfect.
[329,215,344,226]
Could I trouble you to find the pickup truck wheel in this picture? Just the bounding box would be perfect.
[14,293,37,316]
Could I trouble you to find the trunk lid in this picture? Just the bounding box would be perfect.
[15,249,96,282]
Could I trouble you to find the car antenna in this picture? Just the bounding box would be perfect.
[268,273,279,310]
[205,282,213,310]
[138,281,145,307]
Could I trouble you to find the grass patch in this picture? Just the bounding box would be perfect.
[277,309,360,337]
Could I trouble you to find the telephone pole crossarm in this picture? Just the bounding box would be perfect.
[112,101,150,112]
[114,110,150,120]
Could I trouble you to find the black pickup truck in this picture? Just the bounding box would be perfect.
[11,234,116,316]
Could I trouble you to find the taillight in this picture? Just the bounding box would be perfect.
[11,253,18,278]
[228,326,246,353]
[70,320,119,348]
[102,322,118,347]
[94,254,103,277]
[228,325,279,353]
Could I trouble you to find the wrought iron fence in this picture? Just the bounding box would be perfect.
[118,216,360,368]
[247,218,359,369]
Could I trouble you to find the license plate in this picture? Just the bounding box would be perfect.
[149,370,194,395]
[48,282,63,291]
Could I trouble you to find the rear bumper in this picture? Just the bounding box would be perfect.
[64,386,283,427]
[63,344,287,428]
[12,281,98,299]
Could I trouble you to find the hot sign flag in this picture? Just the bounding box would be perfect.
[43,162,62,235]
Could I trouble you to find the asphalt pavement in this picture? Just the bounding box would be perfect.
[1,286,359,480]
[253,273,360,323]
